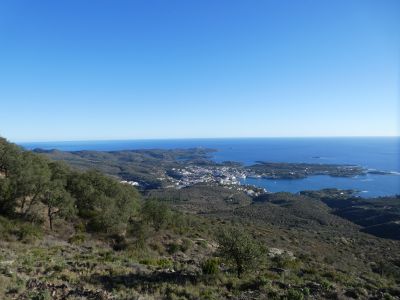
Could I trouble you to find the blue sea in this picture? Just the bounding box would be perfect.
[20,137,400,198]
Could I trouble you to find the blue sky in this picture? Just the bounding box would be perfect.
[0,0,399,142]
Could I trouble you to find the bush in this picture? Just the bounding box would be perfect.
[74,222,86,233]
[287,288,304,300]
[157,258,174,269]
[68,170,139,234]
[0,216,14,240]
[217,227,264,278]
[16,223,43,242]
[272,253,300,270]
[319,278,334,290]
[141,199,172,231]
[129,220,150,250]
[68,233,86,244]
[29,290,52,300]
[202,258,219,275]
[180,238,192,252]
[167,243,180,254]
[170,211,190,234]
[111,234,129,251]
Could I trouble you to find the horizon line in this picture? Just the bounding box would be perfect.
[13,135,400,144]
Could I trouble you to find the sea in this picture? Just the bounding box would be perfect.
[20,137,400,198]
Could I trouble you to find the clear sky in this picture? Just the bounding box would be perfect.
[0,0,399,142]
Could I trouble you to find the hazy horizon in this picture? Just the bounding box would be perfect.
[15,135,400,144]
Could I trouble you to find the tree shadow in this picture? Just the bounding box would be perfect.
[91,270,198,291]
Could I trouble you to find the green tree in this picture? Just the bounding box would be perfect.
[41,181,75,230]
[7,152,51,218]
[0,177,14,214]
[0,141,69,223]
[217,227,264,278]
[48,161,71,182]
[67,170,139,233]
[0,137,22,178]
[141,199,171,231]
[0,138,23,214]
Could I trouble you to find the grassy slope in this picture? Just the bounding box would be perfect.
[1,190,400,299]
[1,147,399,299]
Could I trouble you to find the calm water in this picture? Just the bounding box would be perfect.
[20,137,400,197]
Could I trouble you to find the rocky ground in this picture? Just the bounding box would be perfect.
[1,189,400,300]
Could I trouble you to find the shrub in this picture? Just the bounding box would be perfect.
[129,220,150,250]
[217,227,264,278]
[202,258,219,275]
[157,258,174,269]
[180,238,192,252]
[302,287,310,296]
[68,170,139,234]
[287,288,304,300]
[170,212,189,234]
[141,199,172,231]
[167,243,180,255]
[29,290,52,300]
[272,253,300,270]
[319,278,334,290]
[111,234,129,251]
[74,222,86,233]
[17,223,43,242]
[149,241,164,253]
[68,233,86,245]
[199,287,219,300]
[0,216,14,240]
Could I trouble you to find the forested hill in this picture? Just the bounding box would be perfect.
[0,137,140,233]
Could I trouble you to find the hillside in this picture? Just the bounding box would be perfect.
[1,137,400,299]
[301,190,400,240]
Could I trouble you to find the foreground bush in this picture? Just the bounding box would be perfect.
[202,258,219,275]
[217,227,264,278]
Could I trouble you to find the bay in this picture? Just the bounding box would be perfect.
[20,137,400,197]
